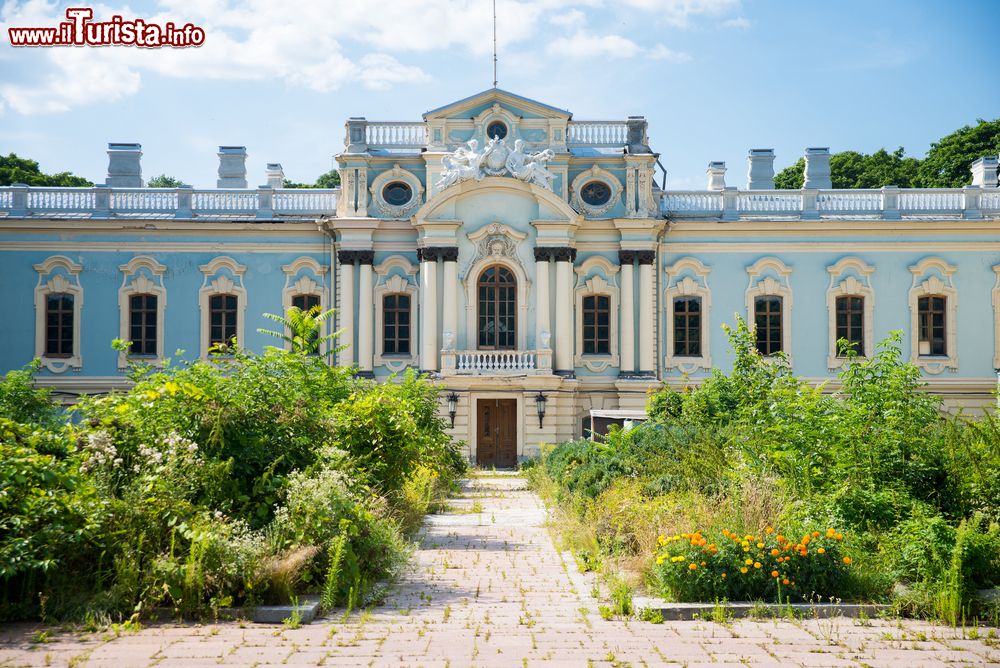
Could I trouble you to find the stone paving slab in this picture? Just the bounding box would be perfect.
[2,472,999,667]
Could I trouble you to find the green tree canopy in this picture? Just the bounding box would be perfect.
[283,169,340,189]
[773,118,999,189]
[146,174,187,188]
[0,153,93,187]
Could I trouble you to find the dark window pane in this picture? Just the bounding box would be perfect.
[477,265,517,350]
[673,296,702,357]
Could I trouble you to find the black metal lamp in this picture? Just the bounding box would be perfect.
[446,391,459,428]
[535,391,547,429]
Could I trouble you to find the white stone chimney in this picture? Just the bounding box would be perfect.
[706,162,727,190]
[265,163,285,189]
[804,147,832,189]
[217,146,248,188]
[106,142,143,187]
[747,149,775,190]
[970,156,999,188]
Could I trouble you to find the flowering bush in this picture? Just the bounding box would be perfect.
[653,527,851,602]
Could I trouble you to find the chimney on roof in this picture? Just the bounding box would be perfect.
[706,162,727,190]
[970,156,999,188]
[217,146,248,189]
[747,149,775,190]
[265,163,285,189]
[106,142,142,187]
[804,147,832,189]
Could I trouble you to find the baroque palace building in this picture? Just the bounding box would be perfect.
[2,88,1000,465]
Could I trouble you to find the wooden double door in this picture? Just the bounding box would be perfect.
[476,399,518,469]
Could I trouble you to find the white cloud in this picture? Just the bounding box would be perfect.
[547,31,644,59]
[647,44,691,62]
[722,16,751,29]
[0,0,742,114]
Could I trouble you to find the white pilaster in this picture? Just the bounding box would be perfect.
[638,253,655,374]
[442,250,458,351]
[535,251,551,351]
[420,251,439,371]
[619,251,635,374]
[337,251,355,368]
[554,248,575,373]
[357,259,374,372]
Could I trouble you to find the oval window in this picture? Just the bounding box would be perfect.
[382,181,413,207]
[486,121,508,140]
[581,180,612,206]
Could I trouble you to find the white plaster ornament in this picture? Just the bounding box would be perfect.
[436,137,556,191]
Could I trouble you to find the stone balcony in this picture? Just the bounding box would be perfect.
[440,349,553,376]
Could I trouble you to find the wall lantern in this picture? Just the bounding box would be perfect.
[446,391,459,428]
[535,391,547,429]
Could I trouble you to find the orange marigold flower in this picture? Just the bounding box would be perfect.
[782,578,790,585]
[771,570,779,577]
[740,567,748,574]
[765,526,774,534]
[689,563,698,571]
[745,558,753,565]
[721,573,727,578]
[812,531,821,538]
[770,549,780,557]
[817,547,826,554]
[776,534,786,543]
[835,533,843,541]
[843,556,852,565]
[802,536,811,545]
[753,562,762,569]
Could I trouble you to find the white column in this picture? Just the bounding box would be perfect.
[534,249,551,350]
[357,255,374,373]
[638,251,655,374]
[554,248,575,373]
[420,249,439,371]
[619,251,635,374]
[337,251,355,368]
[442,248,458,351]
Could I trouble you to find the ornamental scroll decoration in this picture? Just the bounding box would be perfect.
[461,222,529,281]
[436,138,556,191]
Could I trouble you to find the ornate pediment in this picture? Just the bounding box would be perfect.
[435,137,556,192]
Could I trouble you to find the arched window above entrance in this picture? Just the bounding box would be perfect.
[477,265,517,350]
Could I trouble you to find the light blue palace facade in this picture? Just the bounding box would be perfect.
[2,88,1000,463]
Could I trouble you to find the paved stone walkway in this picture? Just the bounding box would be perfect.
[2,473,999,667]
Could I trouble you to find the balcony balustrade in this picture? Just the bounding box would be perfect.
[439,349,553,376]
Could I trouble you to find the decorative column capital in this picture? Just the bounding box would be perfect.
[618,250,636,265]
[636,250,656,265]
[551,246,577,263]
[417,246,458,262]
[357,250,375,265]
[337,249,358,264]
[534,247,554,262]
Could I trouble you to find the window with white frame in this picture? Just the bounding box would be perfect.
[573,255,620,372]
[281,257,329,355]
[373,255,419,371]
[118,256,167,368]
[664,257,712,372]
[199,257,247,358]
[745,257,793,362]
[908,257,957,374]
[34,256,83,373]
[825,257,875,368]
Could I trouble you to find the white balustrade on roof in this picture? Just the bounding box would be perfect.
[567,121,629,146]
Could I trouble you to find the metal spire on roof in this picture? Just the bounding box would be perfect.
[492,0,498,88]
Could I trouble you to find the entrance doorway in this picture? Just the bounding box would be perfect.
[476,399,517,468]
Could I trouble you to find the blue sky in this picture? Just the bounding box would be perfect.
[1,0,998,189]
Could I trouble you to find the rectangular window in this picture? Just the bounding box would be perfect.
[209,294,238,347]
[918,295,946,356]
[129,294,158,356]
[754,295,782,356]
[582,294,610,355]
[291,293,320,313]
[835,296,865,357]
[673,296,702,357]
[383,294,411,355]
[45,293,74,357]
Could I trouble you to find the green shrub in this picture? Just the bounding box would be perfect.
[0,362,60,427]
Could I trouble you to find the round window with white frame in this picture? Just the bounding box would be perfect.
[581,180,611,206]
[370,164,424,218]
[382,181,412,207]
[486,120,508,140]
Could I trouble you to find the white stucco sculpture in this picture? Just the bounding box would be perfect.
[435,137,556,191]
